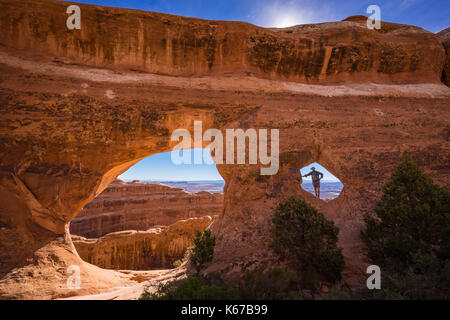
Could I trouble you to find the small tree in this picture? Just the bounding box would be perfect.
[359,155,450,298]
[140,275,238,300]
[190,230,216,273]
[272,196,344,283]
[173,246,194,268]
[361,155,450,269]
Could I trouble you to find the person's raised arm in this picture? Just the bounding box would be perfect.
[303,171,312,178]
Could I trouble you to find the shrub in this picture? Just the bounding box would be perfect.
[140,267,312,300]
[140,275,238,300]
[272,196,344,283]
[239,266,312,299]
[172,245,194,268]
[345,251,450,300]
[172,260,182,268]
[361,155,450,268]
[190,230,216,273]
[326,285,354,300]
[360,155,450,299]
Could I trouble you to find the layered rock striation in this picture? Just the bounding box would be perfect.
[0,0,446,84]
[72,216,212,270]
[70,180,223,238]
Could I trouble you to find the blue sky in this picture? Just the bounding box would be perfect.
[300,162,340,182]
[119,149,224,181]
[66,0,448,32]
[118,150,340,182]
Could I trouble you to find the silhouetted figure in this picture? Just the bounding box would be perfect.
[303,167,324,198]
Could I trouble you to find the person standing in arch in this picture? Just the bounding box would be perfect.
[302,166,324,198]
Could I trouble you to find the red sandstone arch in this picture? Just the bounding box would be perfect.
[0,0,449,299]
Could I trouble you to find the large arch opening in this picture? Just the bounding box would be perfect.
[69,148,224,271]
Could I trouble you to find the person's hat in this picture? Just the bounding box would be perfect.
[311,167,315,170]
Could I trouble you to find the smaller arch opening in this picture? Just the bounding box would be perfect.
[300,162,343,202]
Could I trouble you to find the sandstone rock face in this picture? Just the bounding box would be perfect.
[72,217,212,270]
[438,28,450,86]
[70,180,223,238]
[0,0,446,84]
[0,0,449,299]
[0,234,153,300]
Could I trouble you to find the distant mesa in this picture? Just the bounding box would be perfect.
[70,180,223,238]
[72,217,212,270]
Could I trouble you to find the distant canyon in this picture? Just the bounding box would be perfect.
[70,180,222,270]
